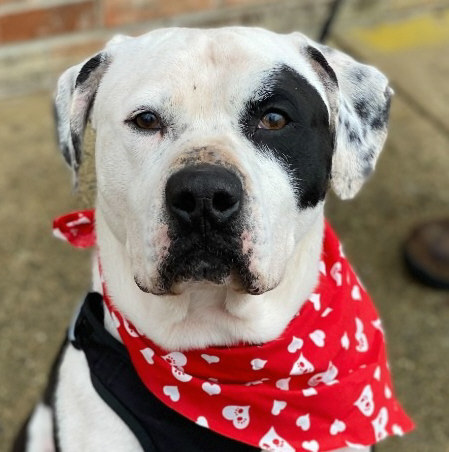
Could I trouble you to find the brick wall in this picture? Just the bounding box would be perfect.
[0,0,334,98]
[1,0,445,45]
[1,0,445,98]
[0,0,216,44]
[0,0,320,45]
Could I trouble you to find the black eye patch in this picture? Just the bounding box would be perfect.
[239,65,334,209]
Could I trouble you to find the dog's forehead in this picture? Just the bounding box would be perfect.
[110,27,299,70]
[99,27,329,114]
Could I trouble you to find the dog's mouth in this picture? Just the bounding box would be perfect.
[161,235,251,294]
[134,233,263,295]
[162,248,234,284]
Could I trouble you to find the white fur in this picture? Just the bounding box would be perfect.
[55,346,143,451]
[26,403,55,452]
[41,27,392,451]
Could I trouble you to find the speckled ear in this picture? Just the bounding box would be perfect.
[54,52,110,185]
[307,42,393,199]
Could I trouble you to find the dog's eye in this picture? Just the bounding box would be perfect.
[258,111,289,130]
[133,112,161,130]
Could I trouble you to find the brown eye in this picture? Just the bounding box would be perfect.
[133,112,161,130]
[258,111,289,130]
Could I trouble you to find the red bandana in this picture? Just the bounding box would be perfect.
[53,211,414,451]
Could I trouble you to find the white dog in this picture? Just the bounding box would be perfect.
[14,27,414,452]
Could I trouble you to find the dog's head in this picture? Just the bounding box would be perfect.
[55,27,392,296]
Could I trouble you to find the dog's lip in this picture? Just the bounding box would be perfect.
[134,276,151,293]
[134,271,275,296]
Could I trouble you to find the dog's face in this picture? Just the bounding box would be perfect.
[55,27,392,297]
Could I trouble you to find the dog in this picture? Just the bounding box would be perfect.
[14,27,414,452]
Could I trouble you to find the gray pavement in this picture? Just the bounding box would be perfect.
[1,3,449,451]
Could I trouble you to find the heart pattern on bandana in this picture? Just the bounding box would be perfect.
[308,293,321,311]
[392,424,405,436]
[163,352,193,382]
[275,378,291,391]
[309,330,326,347]
[54,212,414,451]
[287,336,304,353]
[163,385,180,402]
[259,427,295,451]
[354,385,375,417]
[319,260,327,275]
[296,414,311,431]
[202,382,221,396]
[196,416,209,428]
[140,347,155,364]
[302,440,319,452]
[341,332,350,350]
[351,285,362,300]
[373,366,381,381]
[251,358,267,370]
[222,405,250,429]
[271,400,287,416]
[290,353,315,375]
[330,262,342,286]
[302,388,318,397]
[307,362,338,387]
[372,407,389,441]
[355,318,369,353]
[201,353,220,364]
[330,419,346,435]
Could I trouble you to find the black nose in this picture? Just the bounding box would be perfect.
[165,164,243,228]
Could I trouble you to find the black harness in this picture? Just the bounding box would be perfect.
[70,292,258,452]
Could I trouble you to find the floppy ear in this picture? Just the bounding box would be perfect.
[305,41,393,199]
[54,52,110,184]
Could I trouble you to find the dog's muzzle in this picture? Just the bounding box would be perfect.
[148,164,250,293]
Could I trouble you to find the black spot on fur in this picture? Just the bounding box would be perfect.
[240,65,334,208]
[354,100,370,120]
[371,115,383,130]
[353,69,365,83]
[371,94,391,130]
[70,131,82,169]
[348,128,361,144]
[305,46,338,85]
[75,53,102,87]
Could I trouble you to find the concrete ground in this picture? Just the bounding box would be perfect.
[1,3,449,451]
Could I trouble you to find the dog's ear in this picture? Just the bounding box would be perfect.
[303,40,393,199]
[54,52,110,184]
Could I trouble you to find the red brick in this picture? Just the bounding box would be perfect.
[0,1,98,43]
[103,0,213,28]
